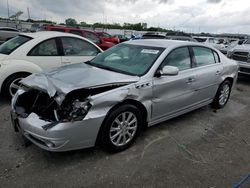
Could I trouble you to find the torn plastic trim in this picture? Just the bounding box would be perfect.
[53,82,133,105]
[42,121,60,131]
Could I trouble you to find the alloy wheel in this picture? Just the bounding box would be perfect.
[109,111,138,147]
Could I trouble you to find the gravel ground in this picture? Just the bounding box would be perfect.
[0,75,249,188]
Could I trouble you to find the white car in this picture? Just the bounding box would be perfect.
[0,27,19,44]
[227,39,250,75]
[193,37,222,50]
[0,31,102,98]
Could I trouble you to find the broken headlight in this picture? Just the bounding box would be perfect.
[66,99,92,121]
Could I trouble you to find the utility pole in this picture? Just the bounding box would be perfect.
[7,0,10,26]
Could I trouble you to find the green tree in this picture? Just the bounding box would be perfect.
[65,18,77,27]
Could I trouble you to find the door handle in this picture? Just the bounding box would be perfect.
[186,77,195,84]
[215,70,221,75]
[62,61,71,64]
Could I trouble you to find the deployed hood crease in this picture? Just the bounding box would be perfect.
[20,63,139,97]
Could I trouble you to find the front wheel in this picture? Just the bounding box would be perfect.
[212,80,232,109]
[100,104,142,152]
[2,73,29,99]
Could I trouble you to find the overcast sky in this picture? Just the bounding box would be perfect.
[0,0,250,33]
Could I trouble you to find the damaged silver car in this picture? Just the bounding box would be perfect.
[11,40,238,152]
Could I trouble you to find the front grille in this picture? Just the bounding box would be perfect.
[239,67,250,74]
[232,51,249,62]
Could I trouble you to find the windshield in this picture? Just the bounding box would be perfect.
[88,43,164,76]
[0,35,32,55]
[194,38,207,42]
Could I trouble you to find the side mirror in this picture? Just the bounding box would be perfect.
[160,65,179,76]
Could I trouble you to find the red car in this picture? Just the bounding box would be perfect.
[96,32,120,44]
[40,25,115,50]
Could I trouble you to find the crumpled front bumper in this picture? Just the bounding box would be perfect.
[10,110,105,152]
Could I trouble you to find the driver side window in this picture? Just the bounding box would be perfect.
[161,47,191,71]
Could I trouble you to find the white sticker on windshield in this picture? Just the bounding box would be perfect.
[141,49,159,54]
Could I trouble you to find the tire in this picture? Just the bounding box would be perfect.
[212,80,232,109]
[2,73,29,99]
[99,104,142,152]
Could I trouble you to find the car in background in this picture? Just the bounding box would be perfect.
[40,25,115,50]
[11,39,238,152]
[113,34,129,42]
[0,27,19,44]
[141,33,166,39]
[165,35,198,42]
[0,31,102,98]
[193,36,222,50]
[141,34,197,42]
[227,38,250,75]
[220,39,239,55]
[96,32,120,44]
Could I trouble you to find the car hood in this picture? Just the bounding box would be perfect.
[20,63,139,97]
[231,44,250,52]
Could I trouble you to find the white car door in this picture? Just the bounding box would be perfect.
[24,38,62,71]
[60,37,100,65]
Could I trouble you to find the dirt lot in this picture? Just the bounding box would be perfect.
[0,75,250,188]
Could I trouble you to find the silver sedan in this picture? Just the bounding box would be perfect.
[11,39,238,152]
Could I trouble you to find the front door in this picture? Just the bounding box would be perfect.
[152,47,196,121]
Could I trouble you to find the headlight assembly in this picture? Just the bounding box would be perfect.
[68,99,92,121]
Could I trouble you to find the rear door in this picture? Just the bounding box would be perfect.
[152,47,197,121]
[191,46,223,102]
[59,37,100,65]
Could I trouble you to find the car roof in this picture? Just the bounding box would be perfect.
[20,31,85,39]
[124,39,199,48]
[0,27,19,31]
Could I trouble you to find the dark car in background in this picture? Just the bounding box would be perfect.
[141,33,166,39]
[113,34,129,42]
[0,27,19,44]
[39,25,115,50]
[165,35,198,42]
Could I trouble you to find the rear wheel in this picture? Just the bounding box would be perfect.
[2,73,29,99]
[212,80,232,109]
[100,104,142,152]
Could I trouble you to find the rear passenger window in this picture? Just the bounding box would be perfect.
[161,47,191,71]
[213,51,220,63]
[51,28,65,32]
[61,37,99,56]
[29,39,58,56]
[85,32,100,43]
[70,30,82,36]
[193,47,215,67]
